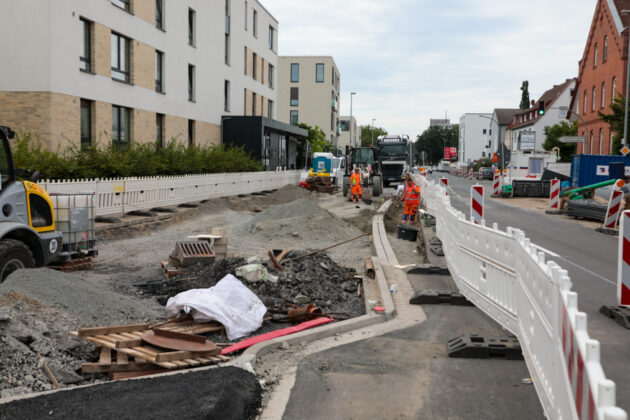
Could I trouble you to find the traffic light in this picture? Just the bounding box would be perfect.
[538,100,545,116]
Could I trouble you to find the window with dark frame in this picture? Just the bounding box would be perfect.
[188,119,195,146]
[268,99,273,119]
[224,80,230,112]
[269,26,275,50]
[225,34,230,65]
[80,99,92,150]
[268,63,274,88]
[291,63,299,82]
[155,50,164,92]
[252,53,257,80]
[290,110,298,125]
[111,32,130,82]
[603,36,608,63]
[252,92,257,115]
[112,105,130,146]
[188,8,196,46]
[225,0,230,65]
[290,87,298,106]
[112,0,130,12]
[316,63,324,83]
[244,1,248,30]
[156,113,164,146]
[80,18,92,72]
[156,0,164,29]
[188,64,195,101]
[253,9,258,37]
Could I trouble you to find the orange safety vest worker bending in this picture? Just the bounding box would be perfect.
[401,179,420,223]
[350,169,362,202]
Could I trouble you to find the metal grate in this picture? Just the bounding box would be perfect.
[174,241,215,267]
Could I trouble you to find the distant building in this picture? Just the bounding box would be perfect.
[430,119,450,128]
[338,116,358,150]
[277,56,341,146]
[569,0,629,155]
[458,113,493,167]
[489,108,520,165]
[506,78,576,152]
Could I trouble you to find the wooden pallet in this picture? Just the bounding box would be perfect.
[161,260,186,279]
[71,321,229,370]
[47,256,93,272]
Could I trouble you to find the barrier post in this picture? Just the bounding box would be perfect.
[603,180,625,229]
[618,211,630,306]
[439,177,448,196]
[492,171,500,197]
[471,184,483,224]
[549,178,560,210]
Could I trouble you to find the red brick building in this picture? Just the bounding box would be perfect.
[571,0,630,155]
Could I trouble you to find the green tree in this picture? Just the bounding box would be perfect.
[414,125,459,165]
[542,120,578,162]
[295,123,331,167]
[359,125,388,147]
[599,94,625,155]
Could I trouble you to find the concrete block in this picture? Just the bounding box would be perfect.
[211,227,227,237]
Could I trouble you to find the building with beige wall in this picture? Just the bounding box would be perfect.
[0,0,278,151]
[277,56,340,147]
[337,116,357,150]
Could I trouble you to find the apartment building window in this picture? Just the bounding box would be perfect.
[331,68,335,86]
[599,128,604,154]
[269,26,275,50]
[316,63,324,83]
[611,131,615,154]
[225,0,230,65]
[156,113,164,146]
[80,19,92,72]
[290,87,298,106]
[601,82,606,108]
[253,9,258,37]
[244,1,248,30]
[483,129,487,135]
[224,80,230,112]
[592,87,596,111]
[331,112,334,131]
[252,53,257,80]
[112,0,130,12]
[268,64,274,88]
[156,0,164,29]
[80,99,92,150]
[252,92,257,115]
[225,35,230,65]
[111,33,130,83]
[604,36,608,63]
[594,43,598,68]
[112,105,130,146]
[583,91,587,114]
[613,77,617,101]
[155,51,164,92]
[290,110,298,125]
[188,120,195,146]
[188,8,196,46]
[291,63,299,82]
[268,100,273,119]
[188,64,195,101]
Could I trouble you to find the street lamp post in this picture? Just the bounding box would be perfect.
[622,10,630,147]
[371,118,375,146]
[349,92,356,147]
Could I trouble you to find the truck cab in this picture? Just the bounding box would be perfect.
[377,135,411,185]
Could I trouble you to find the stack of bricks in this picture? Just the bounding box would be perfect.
[211,227,228,260]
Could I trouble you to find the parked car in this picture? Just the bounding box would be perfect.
[479,167,493,180]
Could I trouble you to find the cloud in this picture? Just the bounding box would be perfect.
[263,0,595,135]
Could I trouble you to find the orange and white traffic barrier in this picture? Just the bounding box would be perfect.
[549,178,560,210]
[492,171,500,197]
[471,184,483,224]
[439,177,448,196]
[618,211,630,306]
[603,180,625,229]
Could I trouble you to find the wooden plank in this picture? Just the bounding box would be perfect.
[183,359,200,367]
[120,332,140,340]
[171,360,189,368]
[116,352,128,366]
[99,348,111,366]
[94,334,118,345]
[79,324,150,338]
[115,338,143,349]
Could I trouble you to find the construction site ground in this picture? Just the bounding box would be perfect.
[0,185,380,416]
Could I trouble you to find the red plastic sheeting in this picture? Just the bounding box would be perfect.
[221,317,334,355]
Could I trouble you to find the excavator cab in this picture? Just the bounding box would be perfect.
[0,126,62,280]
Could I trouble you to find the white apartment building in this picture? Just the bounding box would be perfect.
[0,0,278,150]
[337,116,357,150]
[277,56,340,145]
[458,113,493,167]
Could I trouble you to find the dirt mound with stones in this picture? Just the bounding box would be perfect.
[226,184,317,213]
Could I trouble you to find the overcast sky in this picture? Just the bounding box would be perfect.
[263,0,596,137]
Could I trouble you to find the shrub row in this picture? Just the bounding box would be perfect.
[11,132,263,180]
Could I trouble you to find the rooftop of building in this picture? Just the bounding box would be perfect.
[508,78,576,129]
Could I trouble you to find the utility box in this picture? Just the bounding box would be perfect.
[51,194,97,256]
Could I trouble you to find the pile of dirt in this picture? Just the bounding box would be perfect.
[226,184,316,213]
[384,199,404,232]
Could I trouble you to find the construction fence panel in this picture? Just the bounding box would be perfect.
[417,175,626,420]
[41,171,301,217]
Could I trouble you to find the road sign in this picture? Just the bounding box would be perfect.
[559,136,586,144]
[620,146,630,156]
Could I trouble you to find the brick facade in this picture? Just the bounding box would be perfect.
[94,23,111,78]
[133,0,155,26]
[574,0,629,155]
[131,40,155,91]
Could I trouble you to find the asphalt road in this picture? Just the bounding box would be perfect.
[429,172,630,412]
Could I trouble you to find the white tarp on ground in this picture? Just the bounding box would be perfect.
[165,274,267,340]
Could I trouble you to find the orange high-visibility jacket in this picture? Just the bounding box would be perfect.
[350,173,361,187]
[404,184,420,204]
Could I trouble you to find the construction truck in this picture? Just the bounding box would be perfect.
[377,135,412,186]
[0,126,62,280]
[342,146,383,197]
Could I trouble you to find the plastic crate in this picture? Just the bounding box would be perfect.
[50,194,96,253]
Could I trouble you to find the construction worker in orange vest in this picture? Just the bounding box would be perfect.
[350,168,362,202]
[400,174,420,223]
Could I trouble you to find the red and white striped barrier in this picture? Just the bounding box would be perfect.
[603,180,625,229]
[549,178,560,210]
[440,177,448,196]
[618,211,630,306]
[471,184,483,224]
[492,172,500,197]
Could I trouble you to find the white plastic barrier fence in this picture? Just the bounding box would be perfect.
[418,175,626,420]
[40,170,301,217]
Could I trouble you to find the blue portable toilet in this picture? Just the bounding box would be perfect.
[312,153,333,174]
